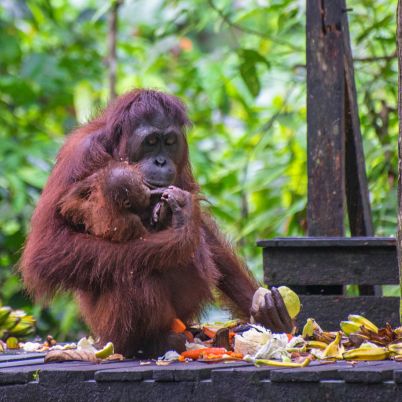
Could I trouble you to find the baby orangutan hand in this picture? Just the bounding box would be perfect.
[250,287,294,333]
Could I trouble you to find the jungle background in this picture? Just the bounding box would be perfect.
[0,0,398,339]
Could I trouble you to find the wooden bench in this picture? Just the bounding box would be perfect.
[258,237,399,330]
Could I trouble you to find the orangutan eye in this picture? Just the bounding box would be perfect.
[165,135,176,146]
[146,136,158,146]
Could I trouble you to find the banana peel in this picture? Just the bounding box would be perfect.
[306,341,328,350]
[95,342,114,359]
[321,332,344,360]
[0,307,12,326]
[348,315,378,334]
[254,356,311,368]
[343,346,389,361]
[388,343,402,355]
[302,318,319,338]
[340,321,361,336]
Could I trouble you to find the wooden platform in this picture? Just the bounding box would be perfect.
[2,353,402,401]
[258,237,399,330]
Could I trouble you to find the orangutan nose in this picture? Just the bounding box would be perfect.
[154,157,166,167]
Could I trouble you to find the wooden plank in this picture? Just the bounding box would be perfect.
[261,242,398,285]
[338,361,399,383]
[0,352,46,363]
[250,361,398,384]
[393,368,402,383]
[210,365,272,383]
[38,360,141,384]
[0,358,44,369]
[95,361,251,383]
[258,237,396,248]
[262,362,347,383]
[295,295,399,330]
[3,363,402,402]
[341,1,373,237]
[153,361,249,382]
[211,361,348,384]
[342,0,375,296]
[0,367,39,385]
[307,0,345,236]
[95,365,155,382]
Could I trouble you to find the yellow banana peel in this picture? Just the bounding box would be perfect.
[340,321,361,336]
[306,341,328,350]
[348,315,378,334]
[322,332,344,359]
[343,346,389,361]
[255,357,311,368]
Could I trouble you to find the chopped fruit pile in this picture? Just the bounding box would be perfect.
[164,314,402,368]
[1,287,401,368]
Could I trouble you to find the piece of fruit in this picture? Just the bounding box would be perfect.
[302,318,322,338]
[0,307,12,326]
[3,314,20,331]
[95,342,114,359]
[253,356,311,368]
[343,346,388,361]
[322,332,344,359]
[306,340,328,350]
[251,286,301,321]
[340,321,361,336]
[6,337,19,349]
[348,315,378,334]
[388,343,402,355]
[181,347,227,360]
[171,318,186,333]
[278,286,301,319]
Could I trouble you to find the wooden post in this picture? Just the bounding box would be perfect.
[307,0,373,238]
[397,0,402,324]
[306,0,374,295]
[307,0,346,237]
[342,0,373,238]
[342,0,375,295]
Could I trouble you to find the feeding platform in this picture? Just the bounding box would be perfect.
[2,353,402,401]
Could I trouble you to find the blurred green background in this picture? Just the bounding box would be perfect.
[0,0,398,339]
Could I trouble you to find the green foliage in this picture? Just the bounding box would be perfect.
[0,0,398,338]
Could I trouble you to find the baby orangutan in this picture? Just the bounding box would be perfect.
[58,161,152,242]
[58,160,172,242]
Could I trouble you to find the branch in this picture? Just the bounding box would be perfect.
[291,51,397,70]
[353,51,397,63]
[107,0,123,100]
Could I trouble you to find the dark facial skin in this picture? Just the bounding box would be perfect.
[126,111,185,189]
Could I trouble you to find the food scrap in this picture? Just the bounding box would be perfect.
[168,311,402,368]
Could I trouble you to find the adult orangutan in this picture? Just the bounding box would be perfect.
[20,89,293,357]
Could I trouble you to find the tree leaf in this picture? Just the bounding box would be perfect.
[239,59,260,97]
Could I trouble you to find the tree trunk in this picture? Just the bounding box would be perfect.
[107,0,123,100]
[396,0,402,324]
